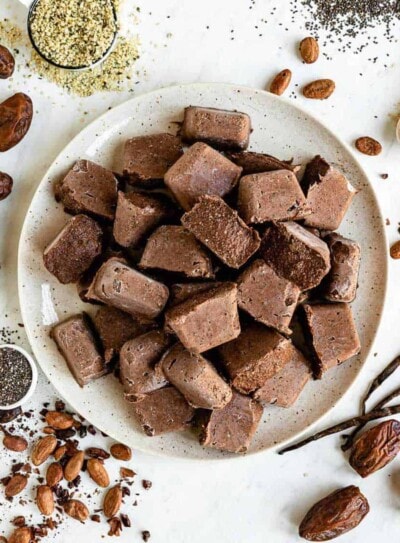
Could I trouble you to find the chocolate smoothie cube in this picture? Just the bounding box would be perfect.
[51,314,106,387]
[160,343,232,409]
[226,150,296,174]
[132,386,195,436]
[302,303,361,379]
[260,222,331,291]
[182,196,261,269]
[113,191,172,248]
[164,142,242,210]
[120,330,170,398]
[254,345,311,407]
[181,106,251,151]
[169,282,222,307]
[123,133,183,185]
[199,391,263,453]
[55,160,118,221]
[238,170,308,224]
[237,259,300,334]
[43,214,103,284]
[323,233,361,303]
[93,306,154,363]
[139,225,214,279]
[302,155,357,231]
[87,257,169,319]
[218,323,293,394]
[165,282,240,353]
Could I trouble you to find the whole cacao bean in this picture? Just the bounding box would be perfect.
[0,93,33,152]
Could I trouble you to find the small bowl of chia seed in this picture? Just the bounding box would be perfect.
[0,344,38,410]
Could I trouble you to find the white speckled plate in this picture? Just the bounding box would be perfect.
[18,83,387,460]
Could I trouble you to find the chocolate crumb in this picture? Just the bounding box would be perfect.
[142,480,152,490]
[120,513,131,527]
[142,530,151,541]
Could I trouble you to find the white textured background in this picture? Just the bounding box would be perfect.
[1,1,400,541]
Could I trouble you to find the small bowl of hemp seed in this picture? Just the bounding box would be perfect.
[26,0,118,70]
[0,344,38,410]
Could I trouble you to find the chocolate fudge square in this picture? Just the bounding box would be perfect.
[87,257,169,319]
[113,191,172,248]
[323,233,361,303]
[302,303,361,379]
[199,391,263,453]
[260,222,330,291]
[139,225,214,279]
[55,160,118,221]
[51,314,106,387]
[302,155,357,231]
[131,386,195,436]
[238,170,308,224]
[160,343,232,409]
[93,306,154,363]
[218,323,293,394]
[123,133,183,185]
[169,281,222,307]
[181,195,261,269]
[226,150,295,174]
[43,214,103,284]
[237,259,300,335]
[164,282,240,353]
[254,345,311,407]
[119,330,170,398]
[164,142,242,210]
[180,106,251,151]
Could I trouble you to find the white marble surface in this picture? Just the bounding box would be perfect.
[1,0,400,541]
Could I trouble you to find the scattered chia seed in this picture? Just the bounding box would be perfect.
[0,348,32,406]
[290,0,400,56]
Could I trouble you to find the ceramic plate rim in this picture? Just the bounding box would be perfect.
[18,82,389,462]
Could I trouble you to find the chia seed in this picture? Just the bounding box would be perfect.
[290,0,400,55]
[0,348,32,406]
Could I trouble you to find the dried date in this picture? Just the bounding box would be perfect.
[349,419,400,477]
[0,45,15,79]
[299,486,369,541]
[0,171,13,201]
[0,93,33,152]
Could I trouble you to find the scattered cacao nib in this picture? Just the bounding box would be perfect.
[79,425,87,438]
[55,400,66,411]
[40,408,48,417]
[11,462,24,474]
[65,439,79,456]
[120,514,131,528]
[12,515,26,527]
[1,476,11,486]
[122,486,131,497]
[299,486,369,541]
[108,517,122,536]
[142,480,152,490]
[381,173,389,179]
[142,530,151,541]
[0,407,22,423]
[120,467,136,479]
[87,425,97,435]
[55,428,76,440]
[349,420,400,477]
[0,171,13,201]
[0,45,15,79]
[91,514,101,523]
[86,447,110,459]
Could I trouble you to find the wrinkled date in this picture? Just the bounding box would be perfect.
[299,486,369,541]
[0,171,13,201]
[0,93,33,152]
[0,45,15,79]
[349,419,400,478]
